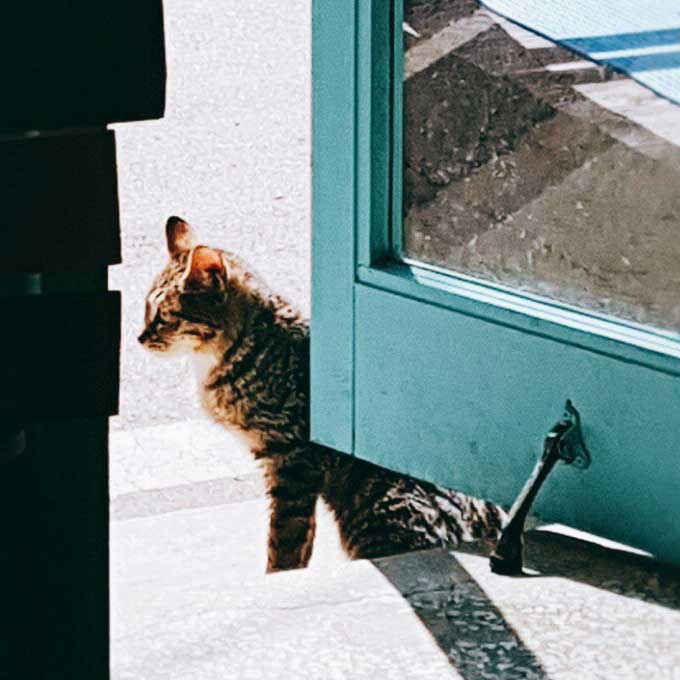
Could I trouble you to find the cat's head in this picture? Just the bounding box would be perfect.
[138,216,232,354]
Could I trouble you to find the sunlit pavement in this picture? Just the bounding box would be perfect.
[111,421,680,680]
[110,0,311,433]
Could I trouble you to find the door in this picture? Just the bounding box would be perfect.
[311,0,680,563]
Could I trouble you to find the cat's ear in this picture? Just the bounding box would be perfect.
[185,246,228,290]
[166,216,196,256]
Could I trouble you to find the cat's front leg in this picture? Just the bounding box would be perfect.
[264,455,321,573]
[266,489,318,573]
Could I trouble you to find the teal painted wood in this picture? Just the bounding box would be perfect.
[354,283,680,564]
[310,0,357,453]
[390,0,404,260]
[356,0,392,267]
[359,263,680,376]
[310,0,680,561]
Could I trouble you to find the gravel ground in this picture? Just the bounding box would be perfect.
[110,0,311,430]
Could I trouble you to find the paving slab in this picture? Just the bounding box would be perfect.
[110,418,256,498]
[112,498,680,680]
[111,500,458,680]
[110,0,311,431]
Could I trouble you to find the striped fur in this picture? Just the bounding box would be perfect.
[139,217,505,571]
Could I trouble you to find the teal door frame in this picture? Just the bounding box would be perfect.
[311,0,680,562]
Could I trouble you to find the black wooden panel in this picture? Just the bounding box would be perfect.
[0,131,121,272]
[0,1,166,133]
[0,293,120,417]
[0,417,109,678]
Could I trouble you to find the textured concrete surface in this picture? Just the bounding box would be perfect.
[110,0,311,431]
[110,418,680,679]
[112,501,461,680]
[451,534,680,679]
[110,413,680,678]
[110,419,254,497]
[109,418,263,521]
[112,496,680,680]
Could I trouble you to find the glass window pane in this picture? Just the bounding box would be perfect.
[402,1,680,332]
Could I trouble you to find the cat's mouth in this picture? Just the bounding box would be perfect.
[137,329,170,352]
[139,339,168,353]
[138,330,216,355]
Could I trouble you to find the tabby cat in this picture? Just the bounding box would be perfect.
[138,217,505,572]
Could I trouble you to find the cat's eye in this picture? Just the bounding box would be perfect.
[157,311,180,329]
[171,308,207,325]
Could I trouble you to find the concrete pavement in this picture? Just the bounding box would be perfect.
[111,484,680,679]
[110,419,680,679]
[111,502,457,680]
[110,0,311,432]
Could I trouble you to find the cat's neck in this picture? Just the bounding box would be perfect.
[187,261,309,392]
[191,289,284,385]
[192,347,220,387]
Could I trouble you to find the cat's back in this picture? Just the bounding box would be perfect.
[319,448,504,558]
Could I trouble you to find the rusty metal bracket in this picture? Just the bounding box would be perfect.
[490,400,590,575]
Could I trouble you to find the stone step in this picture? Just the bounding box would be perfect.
[112,498,680,679]
[111,499,459,680]
[110,418,256,499]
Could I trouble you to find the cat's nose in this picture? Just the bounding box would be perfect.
[138,330,149,344]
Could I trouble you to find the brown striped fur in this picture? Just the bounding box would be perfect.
[139,217,505,572]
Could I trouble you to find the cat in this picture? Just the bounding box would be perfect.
[138,216,505,572]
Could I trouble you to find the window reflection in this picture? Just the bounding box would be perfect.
[403,1,680,332]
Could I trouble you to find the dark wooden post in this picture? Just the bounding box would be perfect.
[0,4,165,678]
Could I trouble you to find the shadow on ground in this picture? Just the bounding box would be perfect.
[374,530,680,679]
[374,548,549,680]
[519,529,680,611]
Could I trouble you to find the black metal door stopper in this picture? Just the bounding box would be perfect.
[490,400,591,575]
